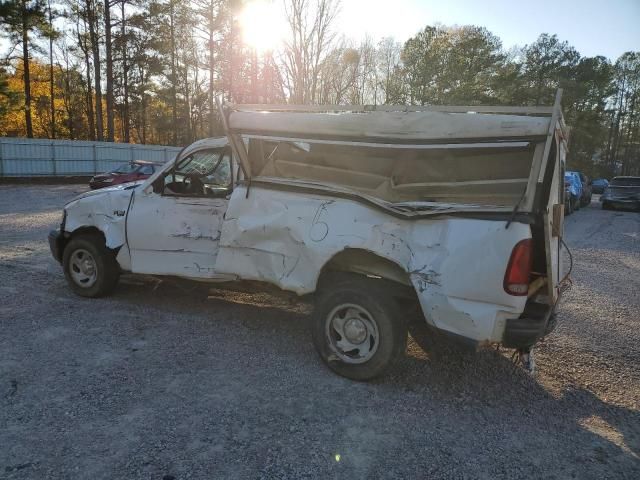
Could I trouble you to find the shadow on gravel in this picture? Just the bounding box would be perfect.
[103,276,640,473]
[398,351,640,461]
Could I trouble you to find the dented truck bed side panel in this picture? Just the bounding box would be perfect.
[215,185,530,342]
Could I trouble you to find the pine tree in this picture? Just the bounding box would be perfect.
[0,0,48,137]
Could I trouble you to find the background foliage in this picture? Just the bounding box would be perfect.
[1,0,638,176]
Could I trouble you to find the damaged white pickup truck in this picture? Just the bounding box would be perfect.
[49,93,568,380]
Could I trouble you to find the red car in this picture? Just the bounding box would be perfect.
[89,160,161,190]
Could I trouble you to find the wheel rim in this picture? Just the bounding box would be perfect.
[325,303,379,364]
[69,248,98,288]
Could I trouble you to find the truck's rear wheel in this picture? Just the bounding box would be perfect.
[63,234,119,298]
[312,274,407,381]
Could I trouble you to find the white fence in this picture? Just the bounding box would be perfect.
[0,137,182,177]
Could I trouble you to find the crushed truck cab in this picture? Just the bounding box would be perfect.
[50,93,568,380]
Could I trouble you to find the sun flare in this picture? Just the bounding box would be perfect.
[239,1,285,53]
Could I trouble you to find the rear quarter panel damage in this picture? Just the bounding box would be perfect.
[216,185,530,342]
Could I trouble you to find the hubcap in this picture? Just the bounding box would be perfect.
[325,303,379,364]
[69,249,98,288]
[344,318,367,344]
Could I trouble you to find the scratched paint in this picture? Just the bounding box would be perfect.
[213,185,531,342]
[63,178,532,342]
[59,132,546,343]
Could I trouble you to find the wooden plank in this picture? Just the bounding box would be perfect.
[229,103,555,116]
[242,134,531,150]
[537,89,563,184]
[391,178,530,189]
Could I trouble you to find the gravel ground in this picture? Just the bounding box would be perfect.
[0,184,638,479]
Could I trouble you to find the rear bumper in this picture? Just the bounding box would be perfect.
[48,229,65,263]
[502,300,558,348]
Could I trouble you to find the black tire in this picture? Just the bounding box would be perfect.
[602,202,610,210]
[62,233,119,298]
[565,200,573,215]
[311,273,407,381]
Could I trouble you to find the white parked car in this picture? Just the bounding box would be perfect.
[49,95,568,380]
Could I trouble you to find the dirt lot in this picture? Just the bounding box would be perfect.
[1,184,639,479]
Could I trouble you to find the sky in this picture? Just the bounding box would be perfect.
[1,0,638,61]
[336,0,640,60]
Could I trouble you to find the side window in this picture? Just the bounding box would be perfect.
[162,148,233,197]
[139,165,154,175]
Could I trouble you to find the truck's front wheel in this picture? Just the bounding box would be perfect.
[312,274,407,381]
[62,234,119,298]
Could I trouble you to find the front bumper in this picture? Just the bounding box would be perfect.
[48,229,65,263]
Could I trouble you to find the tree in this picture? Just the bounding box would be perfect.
[376,37,402,104]
[42,0,60,138]
[83,0,104,140]
[0,65,20,119]
[104,0,115,140]
[564,56,614,175]
[607,52,640,175]
[519,34,580,106]
[280,0,340,103]
[401,25,504,105]
[0,0,48,137]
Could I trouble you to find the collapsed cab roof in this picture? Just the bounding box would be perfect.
[227,106,556,142]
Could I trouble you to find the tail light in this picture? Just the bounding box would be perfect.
[504,239,532,296]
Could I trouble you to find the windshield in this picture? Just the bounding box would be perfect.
[610,177,640,187]
[111,163,138,174]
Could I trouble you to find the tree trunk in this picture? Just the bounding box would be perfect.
[208,0,215,137]
[48,0,55,138]
[60,62,75,139]
[21,2,33,138]
[141,90,147,144]
[121,1,130,143]
[169,0,177,145]
[183,52,192,144]
[85,63,95,140]
[78,30,96,141]
[87,0,103,140]
[104,0,114,141]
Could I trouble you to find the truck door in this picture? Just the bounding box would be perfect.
[126,147,234,279]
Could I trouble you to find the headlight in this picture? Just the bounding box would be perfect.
[103,178,114,183]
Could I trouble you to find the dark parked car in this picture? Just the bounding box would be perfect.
[591,178,609,194]
[89,160,161,190]
[601,176,640,210]
[578,172,592,206]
